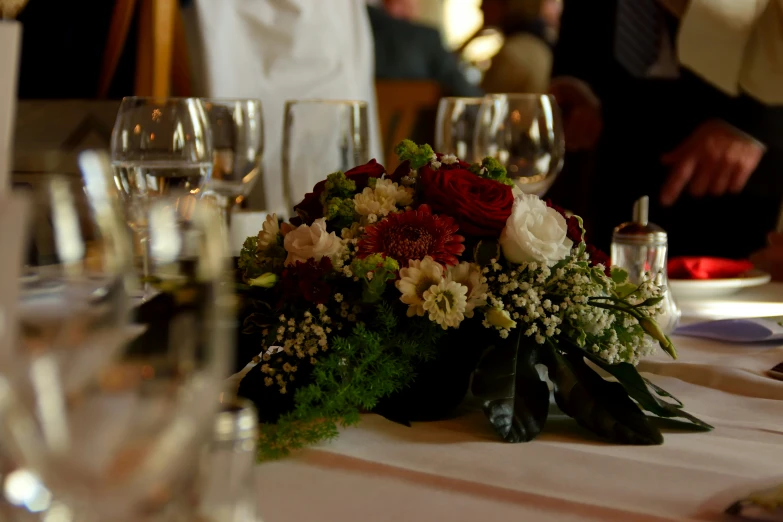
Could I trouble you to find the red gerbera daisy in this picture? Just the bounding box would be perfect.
[357,205,465,266]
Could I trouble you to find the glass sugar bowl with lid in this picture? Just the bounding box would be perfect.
[611,196,680,335]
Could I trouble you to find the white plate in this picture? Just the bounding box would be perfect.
[670,269,772,299]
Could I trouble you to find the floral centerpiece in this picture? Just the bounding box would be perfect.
[236,141,711,460]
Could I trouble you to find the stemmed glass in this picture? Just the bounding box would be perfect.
[435,97,483,163]
[110,97,213,295]
[282,99,369,215]
[201,99,264,226]
[0,176,231,521]
[474,94,565,196]
[0,164,134,520]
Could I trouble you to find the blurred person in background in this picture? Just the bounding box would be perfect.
[550,0,783,258]
[183,0,382,216]
[368,0,482,97]
[481,0,562,94]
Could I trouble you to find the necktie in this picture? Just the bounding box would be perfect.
[614,0,665,77]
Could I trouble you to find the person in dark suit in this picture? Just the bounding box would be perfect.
[751,232,783,282]
[550,0,783,259]
[368,0,482,97]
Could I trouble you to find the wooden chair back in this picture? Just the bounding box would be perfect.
[375,81,441,171]
[11,1,191,183]
[98,0,191,98]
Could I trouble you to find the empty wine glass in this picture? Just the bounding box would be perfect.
[201,99,264,226]
[0,190,59,522]
[474,94,565,196]
[110,97,214,296]
[9,172,132,384]
[435,97,483,163]
[0,192,231,521]
[282,99,369,215]
[0,167,133,519]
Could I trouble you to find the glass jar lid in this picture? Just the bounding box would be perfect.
[612,195,668,245]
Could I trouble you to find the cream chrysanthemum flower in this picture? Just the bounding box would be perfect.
[422,279,468,330]
[396,256,444,317]
[354,179,413,217]
[375,178,414,206]
[257,213,280,251]
[441,154,458,165]
[447,262,488,318]
[341,222,363,240]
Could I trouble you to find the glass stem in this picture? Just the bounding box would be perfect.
[221,201,233,231]
[206,194,234,231]
[140,232,151,300]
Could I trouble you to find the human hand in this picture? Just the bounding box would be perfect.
[660,120,765,206]
[549,77,603,152]
[750,232,783,282]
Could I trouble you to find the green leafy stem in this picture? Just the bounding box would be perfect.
[587,296,677,359]
[472,329,711,446]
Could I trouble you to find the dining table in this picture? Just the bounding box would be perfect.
[253,283,783,522]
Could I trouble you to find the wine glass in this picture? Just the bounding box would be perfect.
[201,99,264,226]
[0,191,231,521]
[435,97,483,163]
[0,168,133,519]
[0,189,60,522]
[282,99,369,215]
[473,94,565,196]
[110,97,213,296]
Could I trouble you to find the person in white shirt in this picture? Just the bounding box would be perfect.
[549,0,783,258]
[182,0,383,217]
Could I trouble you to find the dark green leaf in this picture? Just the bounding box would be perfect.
[590,269,606,287]
[615,283,639,298]
[543,347,664,445]
[610,266,629,284]
[644,378,684,408]
[576,329,587,348]
[472,330,550,443]
[473,240,501,266]
[575,348,712,432]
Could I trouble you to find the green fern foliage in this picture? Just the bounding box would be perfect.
[257,302,444,460]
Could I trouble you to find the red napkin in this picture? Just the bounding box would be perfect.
[668,257,755,280]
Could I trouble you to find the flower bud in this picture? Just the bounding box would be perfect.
[486,307,517,330]
[249,272,278,288]
[639,317,677,359]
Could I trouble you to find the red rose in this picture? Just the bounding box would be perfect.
[293,159,386,224]
[586,244,611,275]
[545,200,611,274]
[419,166,513,237]
[389,160,411,185]
[390,154,471,185]
[280,257,333,305]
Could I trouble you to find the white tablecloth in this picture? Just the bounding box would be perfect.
[255,285,783,521]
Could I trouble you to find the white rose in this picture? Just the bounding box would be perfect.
[283,218,343,266]
[499,194,573,266]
